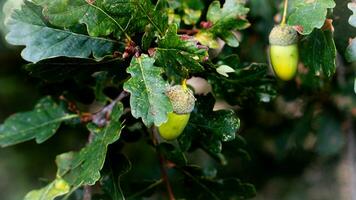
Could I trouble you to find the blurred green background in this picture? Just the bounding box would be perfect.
[0,0,355,200]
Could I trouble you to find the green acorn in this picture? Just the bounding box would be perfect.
[158,83,195,140]
[269,25,299,81]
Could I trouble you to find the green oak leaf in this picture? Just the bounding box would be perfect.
[196,0,250,48]
[155,24,208,81]
[139,1,169,50]
[0,96,78,147]
[137,0,169,36]
[300,29,336,78]
[124,54,173,127]
[346,3,356,62]
[58,103,124,186]
[182,8,202,25]
[288,0,336,35]
[348,2,356,28]
[25,103,124,200]
[24,178,70,200]
[32,0,168,39]
[101,154,132,200]
[179,94,240,154]
[32,0,134,38]
[165,0,204,25]
[216,65,235,77]
[5,1,118,62]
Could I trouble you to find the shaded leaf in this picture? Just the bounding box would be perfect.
[0,97,77,147]
[5,1,118,62]
[178,165,256,200]
[157,143,187,166]
[93,71,110,103]
[179,94,240,154]
[25,57,124,82]
[300,29,336,78]
[155,24,208,81]
[101,154,132,200]
[126,179,163,199]
[208,63,277,106]
[288,0,336,35]
[124,54,173,126]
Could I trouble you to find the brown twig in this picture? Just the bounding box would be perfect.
[59,95,93,123]
[92,91,129,126]
[83,185,92,200]
[178,29,199,35]
[151,127,176,200]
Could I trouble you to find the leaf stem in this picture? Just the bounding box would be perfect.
[178,167,220,200]
[281,0,289,26]
[151,127,176,200]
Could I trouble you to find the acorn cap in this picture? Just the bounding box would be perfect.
[269,25,298,46]
[166,85,196,114]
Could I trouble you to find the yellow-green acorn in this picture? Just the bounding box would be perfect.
[158,84,195,140]
[269,25,299,81]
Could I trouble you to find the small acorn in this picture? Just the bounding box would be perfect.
[158,84,195,140]
[269,25,299,81]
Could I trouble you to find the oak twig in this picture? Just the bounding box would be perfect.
[83,185,92,200]
[92,91,129,126]
[151,127,176,200]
